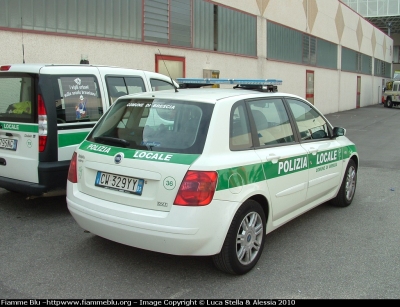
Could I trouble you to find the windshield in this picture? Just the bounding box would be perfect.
[87,97,214,154]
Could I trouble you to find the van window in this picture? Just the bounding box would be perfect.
[106,76,146,104]
[150,79,176,91]
[53,76,102,124]
[0,75,35,123]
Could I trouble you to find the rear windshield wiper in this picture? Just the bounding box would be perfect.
[94,136,130,148]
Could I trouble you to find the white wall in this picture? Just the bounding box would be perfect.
[0,0,392,115]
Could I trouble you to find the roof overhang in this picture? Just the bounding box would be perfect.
[366,15,400,35]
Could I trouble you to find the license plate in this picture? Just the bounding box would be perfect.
[0,138,17,151]
[95,171,144,195]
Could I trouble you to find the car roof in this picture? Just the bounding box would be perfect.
[120,87,304,104]
[0,63,179,87]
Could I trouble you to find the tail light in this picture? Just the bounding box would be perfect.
[38,94,48,152]
[174,171,218,206]
[68,152,78,183]
[0,65,11,71]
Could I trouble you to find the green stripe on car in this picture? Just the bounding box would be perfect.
[58,132,89,148]
[80,141,200,165]
[0,122,38,133]
[343,145,357,159]
[80,141,357,190]
[216,146,356,191]
[217,163,265,190]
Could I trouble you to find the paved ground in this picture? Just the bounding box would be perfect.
[0,103,399,299]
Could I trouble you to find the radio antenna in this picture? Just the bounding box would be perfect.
[21,17,25,63]
[158,49,178,92]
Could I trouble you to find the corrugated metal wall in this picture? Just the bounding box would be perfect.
[0,0,143,40]
[218,6,256,56]
[268,22,339,69]
[267,22,303,63]
[342,47,358,72]
[342,47,374,75]
[316,39,337,69]
[193,0,213,50]
[361,54,372,75]
[170,0,191,47]
[144,0,169,44]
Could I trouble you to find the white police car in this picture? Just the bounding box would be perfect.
[66,78,358,275]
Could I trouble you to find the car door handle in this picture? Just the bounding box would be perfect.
[308,147,318,155]
[266,154,281,163]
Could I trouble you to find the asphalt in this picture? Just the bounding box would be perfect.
[325,103,400,169]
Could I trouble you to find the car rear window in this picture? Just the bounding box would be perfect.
[0,74,35,123]
[87,98,214,154]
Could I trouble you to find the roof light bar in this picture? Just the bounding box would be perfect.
[176,78,282,86]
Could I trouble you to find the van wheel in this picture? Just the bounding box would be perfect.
[330,160,357,207]
[385,99,393,108]
[212,199,265,275]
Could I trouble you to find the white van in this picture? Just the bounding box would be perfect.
[0,64,177,197]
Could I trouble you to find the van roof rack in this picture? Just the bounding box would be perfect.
[176,78,282,92]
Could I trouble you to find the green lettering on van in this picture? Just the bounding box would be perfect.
[0,122,38,133]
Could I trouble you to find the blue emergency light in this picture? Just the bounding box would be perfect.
[176,78,282,85]
[176,78,282,92]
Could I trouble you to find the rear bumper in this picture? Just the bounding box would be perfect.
[0,176,47,195]
[0,160,70,196]
[67,182,238,256]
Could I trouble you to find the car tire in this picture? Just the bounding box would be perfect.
[330,159,357,207]
[212,199,266,275]
[385,98,393,108]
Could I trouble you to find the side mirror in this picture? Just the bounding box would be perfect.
[332,127,346,138]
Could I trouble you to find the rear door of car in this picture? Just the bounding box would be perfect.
[0,71,39,183]
[247,97,310,225]
[75,96,212,212]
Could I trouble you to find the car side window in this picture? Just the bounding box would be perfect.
[106,76,146,104]
[248,98,295,146]
[230,101,252,150]
[150,79,175,91]
[286,98,329,141]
